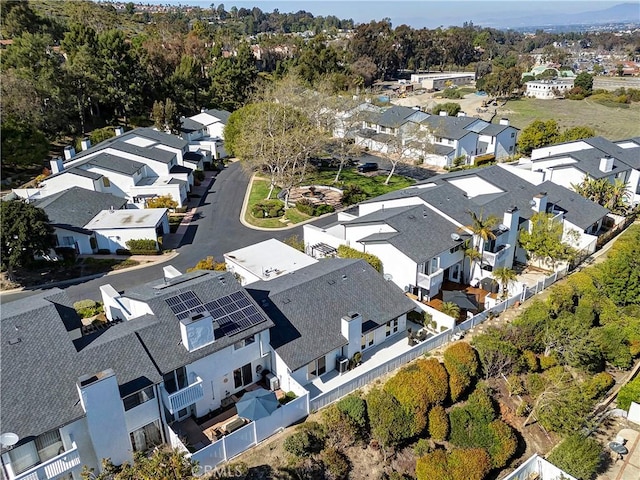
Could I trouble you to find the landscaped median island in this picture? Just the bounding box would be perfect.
[244,169,415,228]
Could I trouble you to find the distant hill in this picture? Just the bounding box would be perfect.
[483,2,639,28]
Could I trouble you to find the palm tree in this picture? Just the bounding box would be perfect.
[608,178,630,214]
[462,240,482,283]
[462,211,498,281]
[440,301,461,320]
[492,266,517,299]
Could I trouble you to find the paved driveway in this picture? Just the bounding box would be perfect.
[2,162,336,303]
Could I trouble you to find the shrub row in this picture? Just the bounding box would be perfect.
[251,200,284,218]
[295,198,335,216]
[125,239,159,255]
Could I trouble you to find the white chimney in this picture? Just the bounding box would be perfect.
[341,312,362,361]
[114,126,124,136]
[531,192,548,213]
[179,312,215,351]
[439,110,448,116]
[63,146,76,160]
[457,111,466,117]
[80,138,91,151]
[413,105,421,111]
[163,265,182,279]
[499,118,510,126]
[50,157,64,174]
[599,156,614,173]
[200,107,206,113]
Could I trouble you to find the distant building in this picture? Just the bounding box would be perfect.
[409,72,475,91]
[525,78,575,99]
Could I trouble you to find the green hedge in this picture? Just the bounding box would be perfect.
[296,199,336,217]
[125,239,159,255]
[337,245,383,273]
[251,199,284,218]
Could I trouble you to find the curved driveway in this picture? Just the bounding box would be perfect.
[3,162,336,303]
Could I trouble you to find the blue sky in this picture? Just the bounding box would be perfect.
[146,1,629,28]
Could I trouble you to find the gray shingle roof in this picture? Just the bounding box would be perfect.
[108,141,177,164]
[181,117,206,133]
[87,152,146,175]
[363,165,608,230]
[420,115,475,140]
[353,205,468,263]
[135,127,188,150]
[247,259,415,372]
[0,290,162,440]
[478,123,512,136]
[124,270,274,374]
[203,108,231,124]
[1,271,273,440]
[377,105,420,128]
[67,168,103,180]
[33,187,127,229]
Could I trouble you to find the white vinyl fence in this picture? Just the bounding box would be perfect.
[190,394,309,474]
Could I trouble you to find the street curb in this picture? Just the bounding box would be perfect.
[0,252,180,296]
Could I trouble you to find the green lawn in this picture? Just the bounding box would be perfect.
[306,168,415,197]
[244,169,414,229]
[498,98,640,140]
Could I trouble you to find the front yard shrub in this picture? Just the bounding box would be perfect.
[336,395,367,429]
[251,200,284,218]
[186,256,227,272]
[443,342,479,402]
[279,391,298,405]
[321,447,349,480]
[284,422,326,457]
[428,405,449,441]
[295,199,335,216]
[617,376,640,410]
[416,447,491,480]
[322,405,360,447]
[337,245,382,273]
[97,248,111,255]
[194,170,205,181]
[73,299,104,318]
[125,239,159,254]
[547,434,604,480]
[54,247,77,265]
[115,248,131,256]
[341,184,366,205]
[146,194,178,209]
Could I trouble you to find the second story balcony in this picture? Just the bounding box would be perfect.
[7,441,80,480]
[160,375,204,415]
[482,244,510,268]
[417,268,444,292]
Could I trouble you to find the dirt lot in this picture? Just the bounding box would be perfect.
[393,90,496,122]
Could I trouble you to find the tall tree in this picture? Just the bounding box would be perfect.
[519,212,577,269]
[209,42,257,111]
[463,210,498,278]
[517,119,560,155]
[1,201,55,281]
[492,267,517,299]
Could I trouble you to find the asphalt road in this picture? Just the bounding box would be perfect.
[2,162,335,303]
[2,156,430,304]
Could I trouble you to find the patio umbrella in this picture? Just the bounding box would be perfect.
[443,290,479,311]
[235,388,279,421]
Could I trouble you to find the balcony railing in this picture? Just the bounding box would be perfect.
[417,268,444,291]
[482,244,510,267]
[161,376,204,414]
[13,442,80,480]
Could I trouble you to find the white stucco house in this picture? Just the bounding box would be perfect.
[11,127,207,208]
[342,104,518,168]
[305,164,609,300]
[1,269,274,480]
[524,78,575,99]
[180,108,231,160]
[511,135,640,207]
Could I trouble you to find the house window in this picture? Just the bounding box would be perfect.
[123,386,155,411]
[234,335,255,350]
[233,362,253,389]
[129,420,162,452]
[163,366,188,394]
[8,430,63,475]
[62,236,75,246]
[386,318,399,337]
[509,146,513,152]
[429,257,439,275]
[361,331,374,350]
[511,132,515,138]
[450,244,463,254]
[102,177,111,187]
[308,356,326,378]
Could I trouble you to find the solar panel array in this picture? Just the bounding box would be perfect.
[165,290,265,336]
[205,290,265,337]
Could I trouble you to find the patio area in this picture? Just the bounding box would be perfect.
[424,280,494,320]
[171,382,286,452]
[304,319,428,397]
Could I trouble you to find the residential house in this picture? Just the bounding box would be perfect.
[511,135,640,206]
[84,208,169,253]
[524,78,575,99]
[224,238,318,285]
[12,127,203,208]
[1,268,274,480]
[247,258,416,392]
[32,187,128,254]
[502,454,577,480]
[345,104,518,167]
[180,108,232,160]
[305,165,609,299]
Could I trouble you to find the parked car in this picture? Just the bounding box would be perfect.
[357,162,378,173]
